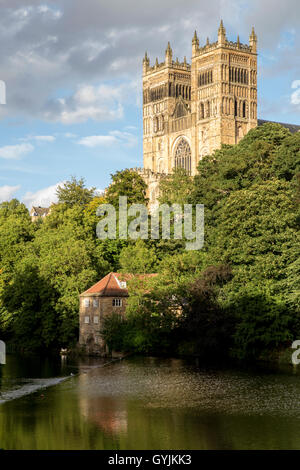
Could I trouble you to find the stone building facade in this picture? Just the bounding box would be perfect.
[141,21,258,206]
[79,272,156,355]
[79,272,128,355]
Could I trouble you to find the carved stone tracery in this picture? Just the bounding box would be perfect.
[174,138,192,174]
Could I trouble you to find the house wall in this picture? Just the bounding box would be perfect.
[79,295,127,355]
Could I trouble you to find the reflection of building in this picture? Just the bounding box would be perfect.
[79,373,128,435]
[79,272,156,355]
[30,206,51,222]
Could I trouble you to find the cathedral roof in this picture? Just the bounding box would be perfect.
[258,119,300,134]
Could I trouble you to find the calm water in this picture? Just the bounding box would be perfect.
[0,355,300,449]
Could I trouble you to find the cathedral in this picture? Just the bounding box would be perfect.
[140,21,258,207]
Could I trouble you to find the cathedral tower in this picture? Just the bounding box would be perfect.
[142,21,258,186]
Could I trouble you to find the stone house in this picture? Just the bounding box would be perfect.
[79,272,156,356]
[30,206,51,222]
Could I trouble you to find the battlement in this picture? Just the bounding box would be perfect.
[192,21,257,57]
[194,39,252,56]
[143,56,191,76]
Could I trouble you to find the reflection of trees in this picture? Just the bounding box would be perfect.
[1,358,300,449]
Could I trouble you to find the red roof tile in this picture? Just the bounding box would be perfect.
[81,272,157,297]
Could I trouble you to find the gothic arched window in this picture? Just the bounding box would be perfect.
[174,138,192,174]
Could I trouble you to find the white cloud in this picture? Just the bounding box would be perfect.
[291,80,300,106]
[34,135,56,142]
[43,83,125,124]
[77,130,138,148]
[0,143,34,160]
[22,182,64,208]
[0,185,21,202]
[64,132,77,139]
[38,5,62,19]
[110,130,138,147]
[22,135,56,142]
[78,135,118,147]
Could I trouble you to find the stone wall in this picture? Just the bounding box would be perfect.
[79,294,127,356]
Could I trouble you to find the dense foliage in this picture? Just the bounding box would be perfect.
[0,124,299,361]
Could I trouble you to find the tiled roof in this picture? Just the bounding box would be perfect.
[31,206,50,216]
[258,119,300,134]
[81,272,157,297]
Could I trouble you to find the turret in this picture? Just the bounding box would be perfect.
[143,51,150,75]
[218,19,226,45]
[192,30,199,56]
[249,27,257,53]
[165,42,173,66]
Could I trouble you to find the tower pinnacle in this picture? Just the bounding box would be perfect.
[218,19,226,44]
[192,30,199,56]
[249,26,257,52]
[165,42,173,65]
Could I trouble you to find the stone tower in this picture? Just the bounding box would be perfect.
[142,22,258,205]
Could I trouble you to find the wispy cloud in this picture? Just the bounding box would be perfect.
[22,181,64,208]
[0,143,34,160]
[78,135,118,147]
[0,185,21,202]
[291,80,300,107]
[77,130,138,148]
[22,135,56,142]
[33,135,56,142]
[43,84,125,124]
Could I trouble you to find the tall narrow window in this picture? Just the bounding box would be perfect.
[174,138,192,175]
[234,99,238,117]
[243,101,246,118]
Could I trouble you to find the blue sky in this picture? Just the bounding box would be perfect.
[0,0,299,207]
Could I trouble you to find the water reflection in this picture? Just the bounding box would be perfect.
[0,356,300,449]
[79,373,128,435]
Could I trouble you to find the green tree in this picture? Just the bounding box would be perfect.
[119,240,158,274]
[159,168,193,205]
[56,177,96,206]
[106,169,148,207]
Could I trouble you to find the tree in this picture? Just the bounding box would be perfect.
[119,240,158,274]
[191,123,293,212]
[105,169,148,207]
[158,168,193,205]
[178,265,233,358]
[56,177,96,206]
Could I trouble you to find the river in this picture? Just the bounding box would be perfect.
[0,354,300,449]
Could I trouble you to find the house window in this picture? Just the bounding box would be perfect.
[84,316,90,324]
[112,299,122,307]
[93,298,98,308]
[83,298,89,308]
[120,281,127,289]
[93,316,99,324]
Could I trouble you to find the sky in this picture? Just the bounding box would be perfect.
[0,0,299,208]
